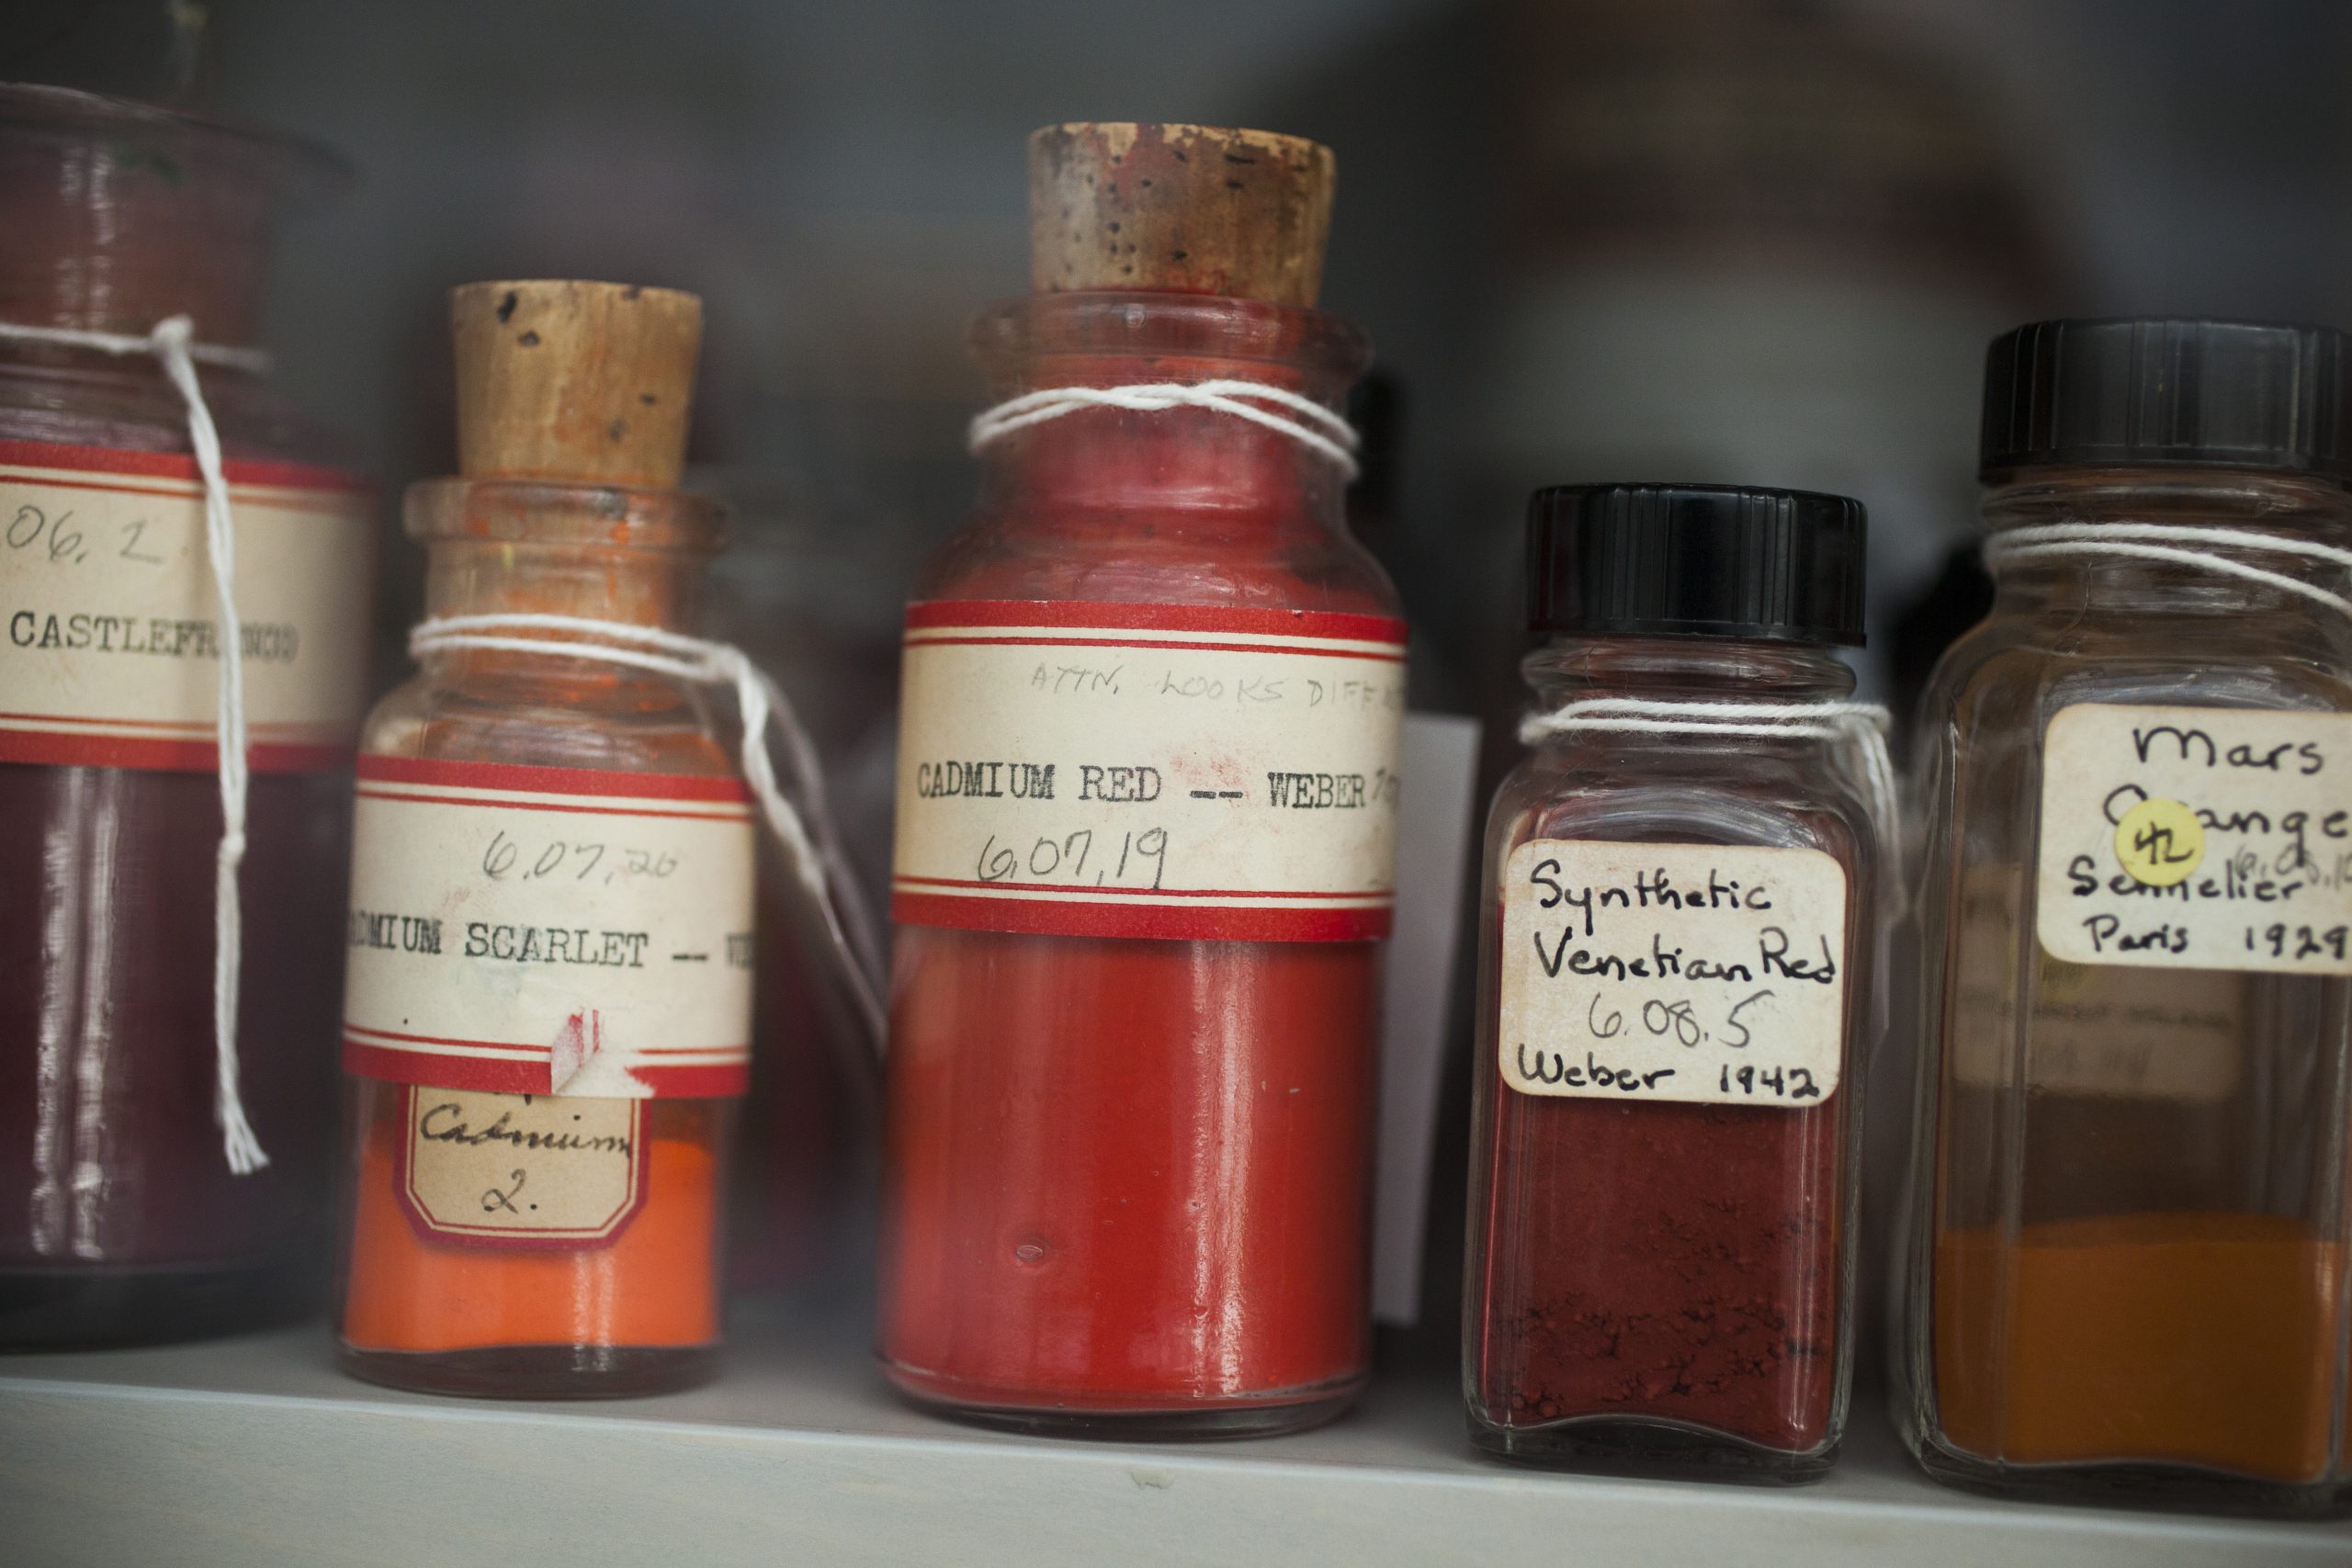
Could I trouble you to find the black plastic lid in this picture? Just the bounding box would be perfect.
[1526,482,1867,647]
[1981,318,2352,480]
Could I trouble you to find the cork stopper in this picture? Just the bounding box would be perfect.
[451,280,702,488]
[1027,123,1335,307]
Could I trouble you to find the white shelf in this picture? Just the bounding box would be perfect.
[3,1303,2346,1567]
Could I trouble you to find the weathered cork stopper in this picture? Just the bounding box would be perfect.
[451,280,702,488]
[1027,123,1335,307]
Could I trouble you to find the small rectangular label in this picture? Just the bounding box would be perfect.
[343,756,757,1098]
[890,599,1408,942]
[2035,704,2352,975]
[1498,840,1849,1105]
[0,438,374,772]
[398,1086,645,1247]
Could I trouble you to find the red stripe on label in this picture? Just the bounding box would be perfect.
[907,634,1405,663]
[0,729,351,773]
[0,436,371,494]
[357,753,753,802]
[895,874,1387,901]
[354,788,753,824]
[904,598,1407,645]
[344,1038,748,1099]
[890,889,1391,942]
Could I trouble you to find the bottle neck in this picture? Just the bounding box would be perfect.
[1983,467,2352,622]
[0,127,274,346]
[408,479,720,702]
[966,291,1365,553]
[973,392,1351,548]
[421,539,707,628]
[1527,634,1855,702]
[1523,634,1858,758]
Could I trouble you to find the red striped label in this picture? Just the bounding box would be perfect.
[0,437,374,774]
[341,755,756,1098]
[892,599,1407,942]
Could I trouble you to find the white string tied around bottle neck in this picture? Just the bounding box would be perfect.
[1984,522,2352,622]
[406,614,888,1059]
[0,315,272,1175]
[1521,697,1903,866]
[967,379,1361,479]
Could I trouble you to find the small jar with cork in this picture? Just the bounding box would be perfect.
[334,281,753,1397]
[1464,483,1888,1483]
[1895,319,2352,1515]
[878,123,1408,1437]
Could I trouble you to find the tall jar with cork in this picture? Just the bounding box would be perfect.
[1895,318,2352,1515]
[878,123,1407,1437]
[334,281,751,1397]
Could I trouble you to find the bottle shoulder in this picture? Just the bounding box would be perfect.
[1917,609,2352,767]
[0,360,353,472]
[1485,744,1873,877]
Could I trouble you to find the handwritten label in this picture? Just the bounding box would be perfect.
[397,1087,644,1247]
[891,600,1408,942]
[1498,840,1849,1105]
[0,438,373,772]
[2036,704,2352,975]
[342,756,756,1098]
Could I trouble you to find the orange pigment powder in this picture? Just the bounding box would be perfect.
[341,1090,721,1354]
[1934,1211,2344,1482]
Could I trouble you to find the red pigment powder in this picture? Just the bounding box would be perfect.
[877,288,1392,1425]
[1473,1096,1840,1449]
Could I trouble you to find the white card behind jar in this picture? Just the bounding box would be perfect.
[1498,840,1849,1107]
[2035,704,2352,976]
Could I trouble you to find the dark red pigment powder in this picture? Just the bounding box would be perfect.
[1473,1095,1840,1450]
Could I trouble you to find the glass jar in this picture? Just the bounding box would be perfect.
[334,286,750,1398]
[0,85,369,1347]
[1464,484,1881,1483]
[1894,319,2352,1516]
[878,289,1407,1437]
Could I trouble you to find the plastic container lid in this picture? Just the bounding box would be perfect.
[1525,482,1867,648]
[1981,317,2352,480]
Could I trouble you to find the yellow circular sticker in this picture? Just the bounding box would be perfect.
[2114,797,2205,886]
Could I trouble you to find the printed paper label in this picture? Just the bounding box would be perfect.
[0,438,374,772]
[1498,840,1849,1106]
[891,600,1408,942]
[2035,704,2352,975]
[343,756,756,1097]
[397,1086,645,1247]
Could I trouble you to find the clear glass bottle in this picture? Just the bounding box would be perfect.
[878,124,1406,1438]
[334,283,745,1397]
[1465,484,1880,1483]
[0,84,369,1347]
[1895,319,2352,1516]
